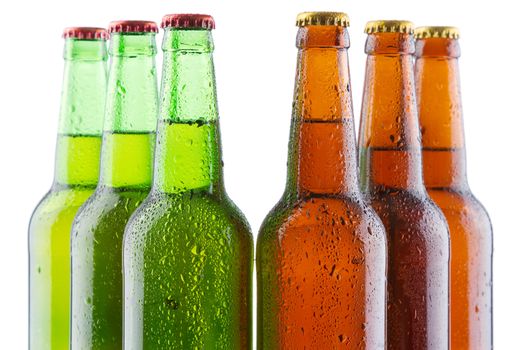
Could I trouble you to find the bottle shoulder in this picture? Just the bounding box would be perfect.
[76,186,149,215]
[30,186,95,226]
[29,186,95,244]
[124,190,253,242]
[367,188,444,216]
[427,188,493,236]
[71,187,149,236]
[367,189,450,242]
[427,188,491,216]
[258,194,386,242]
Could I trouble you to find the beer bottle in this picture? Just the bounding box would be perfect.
[257,12,387,349]
[123,14,253,349]
[414,26,493,349]
[28,27,108,349]
[70,21,158,348]
[358,20,450,349]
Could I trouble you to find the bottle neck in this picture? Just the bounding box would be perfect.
[153,29,223,194]
[415,38,468,190]
[286,26,360,198]
[54,38,107,186]
[99,33,158,188]
[359,32,425,192]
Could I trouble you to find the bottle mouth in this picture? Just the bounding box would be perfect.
[364,32,414,55]
[415,38,461,58]
[414,26,461,58]
[295,25,350,49]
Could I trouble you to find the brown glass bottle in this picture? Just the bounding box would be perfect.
[358,21,450,349]
[415,26,493,350]
[257,12,387,349]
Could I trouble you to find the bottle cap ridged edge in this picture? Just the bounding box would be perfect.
[296,12,350,27]
[108,20,158,34]
[414,26,460,39]
[364,20,414,34]
[161,14,215,30]
[63,27,109,40]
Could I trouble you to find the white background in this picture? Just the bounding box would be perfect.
[0,0,522,348]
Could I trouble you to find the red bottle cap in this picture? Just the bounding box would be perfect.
[108,20,159,34]
[62,27,109,40]
[161,14,215,30]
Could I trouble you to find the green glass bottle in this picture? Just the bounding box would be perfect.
[70,21,158,349]
[123,14,253,349]
[29,27,108,349]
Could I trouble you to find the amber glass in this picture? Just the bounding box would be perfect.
[415,36,493,350]
[358,31,450,349]
[257,24,387,349]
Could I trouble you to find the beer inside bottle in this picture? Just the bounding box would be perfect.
[70,21,158,349]
[358,20,450,349]
[257,12,386,349]
[123,14,253,349]
[414,26,493,350]
[28,27,108,349]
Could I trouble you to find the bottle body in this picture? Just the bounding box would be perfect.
[258,196,386,349]
[425,190,492,349]
[365,188,449,349]
[257,18,386,349]
[29,34,107,349]
[124,190,253,349]
[70,186,149,348]
[29,184,99,350]
[415,33,493,349]
[358,27,450,349]
[123,20,253,349]
[71,27,158,349]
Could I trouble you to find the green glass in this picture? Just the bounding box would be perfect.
[29,36,108,349]
[123,27,253,349]
[71,30,158,349]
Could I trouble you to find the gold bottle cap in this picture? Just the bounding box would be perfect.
[364,20,414,34]
[414,26,460,39]
[296,12,350,27]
